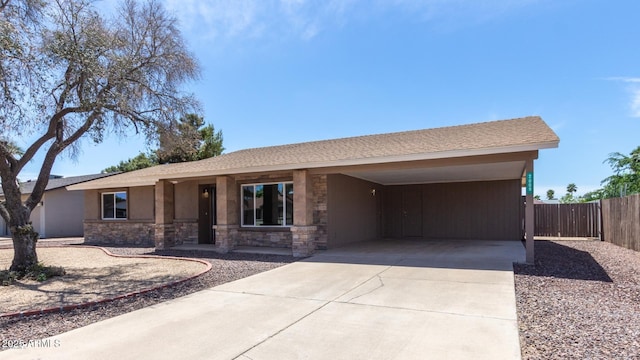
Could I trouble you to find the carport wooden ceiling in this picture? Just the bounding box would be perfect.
[342,160,527,186]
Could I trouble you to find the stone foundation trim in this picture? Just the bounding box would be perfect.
[174,220,198,246]
[236,228,292,248]
[84,220,154,246]
[155,224,176,250]
[291,225,318,257]
[214,225,238,253]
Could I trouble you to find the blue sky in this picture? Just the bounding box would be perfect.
[18,0,640,198]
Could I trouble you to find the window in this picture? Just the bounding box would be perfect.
[242,182,293,226]
[102,192,127,219]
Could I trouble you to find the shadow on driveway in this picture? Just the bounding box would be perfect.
[303,239,527,272]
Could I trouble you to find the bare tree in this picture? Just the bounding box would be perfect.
[0,0,200,272]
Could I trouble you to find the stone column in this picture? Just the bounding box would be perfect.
[154,180,175,250]
[292,169,317,257]
[214,176,238,253]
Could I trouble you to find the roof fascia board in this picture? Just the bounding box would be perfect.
[67,179,157,191]
[68,141,556,190]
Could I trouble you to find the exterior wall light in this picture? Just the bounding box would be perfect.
[202,188,209,199]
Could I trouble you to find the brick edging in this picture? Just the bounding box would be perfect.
[0,245,212,319]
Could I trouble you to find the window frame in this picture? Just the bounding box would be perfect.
[241,181,293,227]
[101,191,128,220]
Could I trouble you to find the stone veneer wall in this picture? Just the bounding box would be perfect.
[174,220,198,245]
[236,229,292,248]
[312,174,328,250]
[84,220,154,246]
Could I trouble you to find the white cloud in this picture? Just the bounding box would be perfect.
[631,88,640,117]
[606,76,640,83]
[607,77,640,117]
[550,121,566,132]
[163,0,545,42]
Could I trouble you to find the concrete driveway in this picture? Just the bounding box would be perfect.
[1,240,525,360]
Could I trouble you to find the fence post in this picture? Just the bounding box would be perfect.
[598,200,603,241]
[525,159,534,264]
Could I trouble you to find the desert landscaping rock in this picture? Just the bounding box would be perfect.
[515,240,640,359]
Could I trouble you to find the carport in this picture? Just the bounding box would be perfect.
[322,128,556,265]
[324,155,534,257]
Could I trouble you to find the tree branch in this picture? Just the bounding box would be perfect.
[15,106,83,174]
[24,110,101,210]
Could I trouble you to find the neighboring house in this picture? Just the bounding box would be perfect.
[0,173,117,238]
[537,199,561,204]
[69,116,559,260]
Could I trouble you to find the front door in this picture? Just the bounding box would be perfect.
[198,185,216,244]
[402,189,423,238]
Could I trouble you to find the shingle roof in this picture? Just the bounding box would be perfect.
[68,116,559,190]
[0,173,117,196]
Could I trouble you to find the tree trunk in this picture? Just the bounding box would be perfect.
[9,224,39,272]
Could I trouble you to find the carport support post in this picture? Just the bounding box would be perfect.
[154,180,175,250]
[525,158,535,264]
[292,169,317,257]
[214,175,238,253]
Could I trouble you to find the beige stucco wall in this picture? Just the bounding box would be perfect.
[129,186,154,220]
[327,174,381,247]
[84,186,154,221]
[174,181,198,220]
[42,187,85,237]
[30,201,43,236]
[84,189,100,220]
[0,190,84,238]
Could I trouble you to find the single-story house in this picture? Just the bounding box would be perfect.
[0,173,117,238]
[69,116,559,262]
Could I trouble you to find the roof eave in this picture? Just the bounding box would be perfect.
[158,141,560,181]
[67,140,559,190]
[67,179,157,191]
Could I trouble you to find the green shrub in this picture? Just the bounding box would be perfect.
[0,270,19,286]
[0,263,66,286]
[25,263,66,282]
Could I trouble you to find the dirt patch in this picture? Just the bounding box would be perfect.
[0,246,208,315]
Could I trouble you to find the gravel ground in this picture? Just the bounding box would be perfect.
[515,240,640,360]
[3,240,639,358]
[0,245,295,347]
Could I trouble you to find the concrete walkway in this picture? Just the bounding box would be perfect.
[1,240,525,360]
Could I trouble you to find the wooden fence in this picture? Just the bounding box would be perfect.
[602,194,640,251]
[534,203,600,238]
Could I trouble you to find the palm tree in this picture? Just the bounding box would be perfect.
[566,183,577,194]
[546,189,555,200]
[0,139,24,156]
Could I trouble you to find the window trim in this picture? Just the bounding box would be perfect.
[101,191,128,220]
[241,181,293,227]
